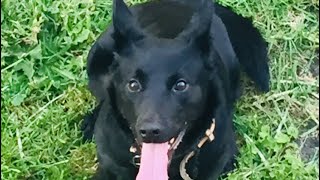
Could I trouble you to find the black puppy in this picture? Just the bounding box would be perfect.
[82,0,270,179]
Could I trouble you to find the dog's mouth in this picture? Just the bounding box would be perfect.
[168,129,186,162]
[136,130,186,180]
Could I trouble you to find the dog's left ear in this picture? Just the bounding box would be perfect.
[176,0,212,53]
[177,2,241,101]
[112,0,145,51]
[209,14,240,101]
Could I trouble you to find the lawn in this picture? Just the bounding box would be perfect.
[1,0,319,179]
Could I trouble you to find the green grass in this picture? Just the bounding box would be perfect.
[1,0,319,179]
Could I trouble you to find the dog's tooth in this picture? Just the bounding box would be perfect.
[129,146,137,153]
[170,138,175,144]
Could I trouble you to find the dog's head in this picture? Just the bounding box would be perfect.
[113,42,212,143]
[88,0,238,145]
[109,0,214,144]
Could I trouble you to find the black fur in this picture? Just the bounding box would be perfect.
[82,0,270,179]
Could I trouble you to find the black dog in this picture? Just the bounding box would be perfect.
[82,0,270,179]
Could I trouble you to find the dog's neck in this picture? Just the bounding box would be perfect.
[174,93,217,157]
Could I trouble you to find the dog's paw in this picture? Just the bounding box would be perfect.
[81,103,103,142]
[81,113,95,142]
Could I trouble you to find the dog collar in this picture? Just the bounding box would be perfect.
[129,118,216,180]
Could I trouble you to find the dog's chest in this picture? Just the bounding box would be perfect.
[167,155,198,180]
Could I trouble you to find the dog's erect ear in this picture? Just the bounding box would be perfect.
[112,0,145,50]
[87,0,145,101]
[176,0,213,52]
[209,14,241,102]
[87,29,117,102]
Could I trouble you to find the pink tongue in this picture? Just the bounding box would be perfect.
[136,143,169,180]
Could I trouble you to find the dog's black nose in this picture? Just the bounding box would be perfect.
[139,125,161,142]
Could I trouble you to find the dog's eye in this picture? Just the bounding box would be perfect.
[173,79,188,92]
[128,79,142,92]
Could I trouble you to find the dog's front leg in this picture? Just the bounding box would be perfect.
[93,165,136,180]
[93,166,116,180]
[205,105,237,180]
[206,145,236,180]
[81,102,104,142]
[93,152,137,180]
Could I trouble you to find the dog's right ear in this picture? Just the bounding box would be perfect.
[112,0,145,50]
[87,30,116,102]
[87,0,145,102]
